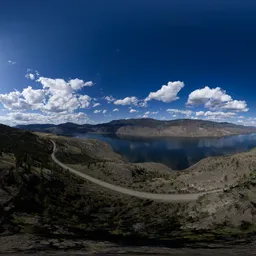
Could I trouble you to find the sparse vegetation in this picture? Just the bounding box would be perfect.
[1,124,256,252]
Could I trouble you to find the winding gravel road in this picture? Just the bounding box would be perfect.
[51,141,222,202]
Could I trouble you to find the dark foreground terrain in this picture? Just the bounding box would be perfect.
[0,124,256,254]
[1,234,256,255]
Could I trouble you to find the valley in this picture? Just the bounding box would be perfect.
[0,124,256,254]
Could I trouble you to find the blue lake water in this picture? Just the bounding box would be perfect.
[75,133,256,170]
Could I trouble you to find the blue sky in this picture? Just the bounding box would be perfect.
[0,0,256,126]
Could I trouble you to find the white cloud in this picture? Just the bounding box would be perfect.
[78,95,91,108]
[195,111,205,116]
[94,109,102,114]
[26,69,40,79]
[145,81,184,103]
[25,73,35,80]
[144,111,158,115]
[195,111,236,118]
[37,77,73,97]
[8,60,16,65]
[0,87,45,111]
[22,86,45,106]
[187,86,248,112]
[130,109,138,113]
[93,103,101,108]
[187,87,231,106]
[43,94,80,113]
[104,95,116,103]
[143,111,158,118]
[36,76,93,113]
[38,77,93,95]
[0,91,30,110]
[0,75,94,115]
[69,79,93,90]
[221,100,248,112]
[0,112,89,126]
[166,109,192,116]
[114,96,138,106]
[102,109,107,114]
[113,108,119,112]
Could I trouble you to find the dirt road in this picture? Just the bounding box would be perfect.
[51,140,222,202]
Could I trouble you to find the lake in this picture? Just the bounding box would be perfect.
[75,133,256,170]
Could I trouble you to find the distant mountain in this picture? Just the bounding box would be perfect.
[16,118,256,137]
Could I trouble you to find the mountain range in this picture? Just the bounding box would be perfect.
[16,118,256,137]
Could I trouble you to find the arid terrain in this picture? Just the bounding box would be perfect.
[52,134,256,194]
[0,124,256,254]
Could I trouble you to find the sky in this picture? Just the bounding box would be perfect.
[0,0,256,126]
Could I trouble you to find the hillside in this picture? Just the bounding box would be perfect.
[1,124,256,253]
[17,118,256,137]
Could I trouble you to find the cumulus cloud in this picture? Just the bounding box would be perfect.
[0,76,94,115]
[143,111,158,118]
[144,111,158,115]
[104,95,116,103]
[22,86,45,106]
[195,111,236,118]
[0,91,30,110]
[0,87,45,111]
[129,109,138,113]
[37,77,73,97]
[166,109,192,116]
[145,81,184,103]
[93,103,101,108]
[113,108,119,112]
[0,112,89,126]
[94,109,102,114]
[37,77,93,113]
[38,77,93,95]
[43,94,80,113]
[78,95,91,108]
[26,69,40,78]
[102,109,107,114]
[114,96,138,106]
[187,86,248,112]
[25,73,35,80]
[69,79,93,90]
[221,100,248,112]
[187,87,231,106]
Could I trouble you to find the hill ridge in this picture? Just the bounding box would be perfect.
[15,118,256,137]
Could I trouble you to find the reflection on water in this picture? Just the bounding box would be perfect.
[75,133,256,170]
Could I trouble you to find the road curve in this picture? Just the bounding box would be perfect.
[51,140,222,202]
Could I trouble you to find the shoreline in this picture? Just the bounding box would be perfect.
[80,131,256,139]
[72,132,256,172]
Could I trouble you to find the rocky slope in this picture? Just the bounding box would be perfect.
[17,118,256,137]
[50,134,256,194]
[1,124,256,252]
[50,134,256,230]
